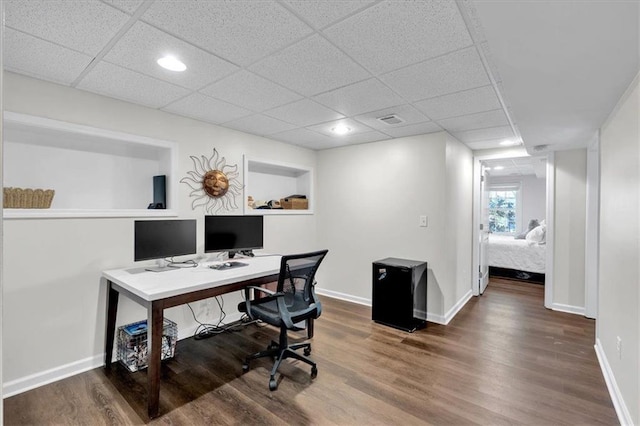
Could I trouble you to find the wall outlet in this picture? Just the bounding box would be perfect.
[419,215,428,227]
[616,336,622,359]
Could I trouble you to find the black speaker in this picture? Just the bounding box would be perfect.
[148,175,166,209]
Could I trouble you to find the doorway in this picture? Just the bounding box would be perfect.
[472,151,554,308]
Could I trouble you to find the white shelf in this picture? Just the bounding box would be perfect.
[243,157,313,215]
[3,112,178,218]
[3,209,178,219]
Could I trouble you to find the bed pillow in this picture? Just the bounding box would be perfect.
[515,219,540,239]
[526,225,546,244]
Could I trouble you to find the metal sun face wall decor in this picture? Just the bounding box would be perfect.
[180,148,242,214]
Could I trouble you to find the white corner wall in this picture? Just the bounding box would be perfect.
[598,72,639,426]
[552,149,587,314]
[2,72,319,393]
[315,132,473,323]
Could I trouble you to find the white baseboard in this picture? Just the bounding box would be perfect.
[444,289,473,325]
[315,287,371,306]
[594,338,633,425]
[3,354,104,398]
[550,302,586,316]
[317,287,473,326]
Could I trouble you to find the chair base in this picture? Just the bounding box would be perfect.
[242,328,317,390]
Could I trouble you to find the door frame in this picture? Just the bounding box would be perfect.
[472,149,554,308]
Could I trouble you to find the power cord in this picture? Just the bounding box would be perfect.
[187,297,262,340]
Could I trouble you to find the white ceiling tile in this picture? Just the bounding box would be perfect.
[78,62,190,109]
[414,86,501,120]
[465,140,506,150]
[224,114,297,136]
[306,118,374,137]
[265,99,344,127]
[323,1,472,75]
[451,125,515,143]
[282,0,376,29]
[104,21,238,90]
[354,105,430,130]
[201,70,302,112]
[313,78,405,116]
[142,0,313,66]
[163,93,253,124]
[101,0,144,14]
[270,128,336,150]
[380,47,490,101]
[436,109,508,133]
[330,130,390,146]
[380,122,443,138]
[250,34,370,96]
[3,28,94,85]
[5,0,130,55]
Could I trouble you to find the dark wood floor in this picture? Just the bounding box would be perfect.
[5,278,618,425]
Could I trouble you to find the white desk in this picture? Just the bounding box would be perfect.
[102,255,282,419]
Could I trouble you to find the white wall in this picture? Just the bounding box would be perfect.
[552,149,587,312]
[598,72,639,425]
[2,72,319,389]
[444,135,474,315]
[315,132,473,322]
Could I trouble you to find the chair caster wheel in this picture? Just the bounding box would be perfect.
[269,378,278,391]
[242,363,249,372]
[311,366,318,379]
[304,347,311,356]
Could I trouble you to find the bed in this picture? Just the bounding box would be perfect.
[487,234,546,282]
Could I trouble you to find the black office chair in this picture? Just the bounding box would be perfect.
[239,250,328,390]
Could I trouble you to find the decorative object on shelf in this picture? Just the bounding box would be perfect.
[181,148,243,214]
[3,187,55,208]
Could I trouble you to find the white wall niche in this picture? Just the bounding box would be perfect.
[3,112,178,218]
[243,156,313,215]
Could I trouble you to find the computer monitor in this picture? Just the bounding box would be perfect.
[134,219,197,264]
[204,215,264,257]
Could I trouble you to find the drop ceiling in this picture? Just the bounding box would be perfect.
[3,1,638,152]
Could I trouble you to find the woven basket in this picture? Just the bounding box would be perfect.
[3,187,55,209]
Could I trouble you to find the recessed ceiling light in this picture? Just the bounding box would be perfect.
[493,165,505,170]
[499,139,519,146]
[157,56,186,72]
[331,125,351,135]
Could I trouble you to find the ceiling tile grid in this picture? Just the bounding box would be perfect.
[200,70,302,113]
[322,0,474,75]
[77,61,191,109]
[5,0,131,56]
[162,92,253,124]
[141,0,314,66]
[104,21,239,90]
[2,0,533,151]
[3,28,94,85]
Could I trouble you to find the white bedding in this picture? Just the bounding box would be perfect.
[487,235,546,274]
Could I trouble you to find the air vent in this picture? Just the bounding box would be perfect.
[532,144,549,152]
[377,114,404,125]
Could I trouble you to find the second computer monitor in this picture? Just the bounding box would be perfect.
[204,215,264,257]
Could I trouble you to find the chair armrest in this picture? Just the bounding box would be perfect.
[245,285,283,297]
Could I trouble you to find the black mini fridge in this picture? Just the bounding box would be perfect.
[372,258,428,332]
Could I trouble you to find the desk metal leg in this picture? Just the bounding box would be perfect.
[105,283,119,369]
[147,301,163,418]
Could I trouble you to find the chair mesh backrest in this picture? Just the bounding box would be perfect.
[277,250,328,313]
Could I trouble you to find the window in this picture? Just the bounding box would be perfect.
[488,184,519,233]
